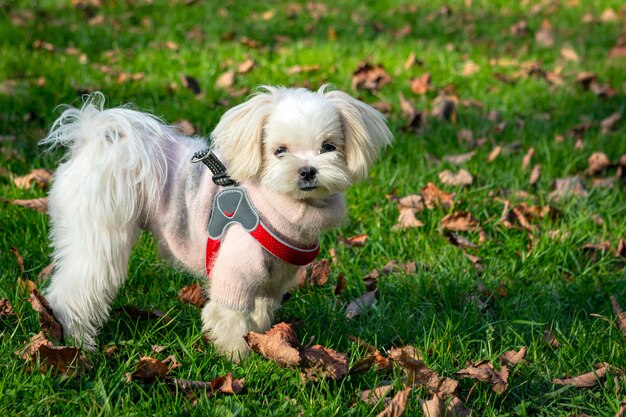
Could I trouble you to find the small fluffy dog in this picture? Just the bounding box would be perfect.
[41,85,393,359]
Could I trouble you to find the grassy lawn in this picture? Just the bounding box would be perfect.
[1,0,626,415]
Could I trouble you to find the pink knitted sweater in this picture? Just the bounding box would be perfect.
[147,136,346,311]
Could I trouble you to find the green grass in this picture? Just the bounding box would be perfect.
[1,0,626,415]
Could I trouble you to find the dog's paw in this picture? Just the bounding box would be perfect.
[201,300,254,362]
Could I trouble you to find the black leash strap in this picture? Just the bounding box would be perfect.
[190,149,238,187]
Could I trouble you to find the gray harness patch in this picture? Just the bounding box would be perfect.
[207,188,260,239]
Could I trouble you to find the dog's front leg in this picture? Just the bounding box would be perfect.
[201,300,255,361]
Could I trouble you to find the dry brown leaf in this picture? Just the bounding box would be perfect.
[488,146,502,162]
[177,283,207,308]
[420,393,446,417]
[237,58,255,74]
[28,289,63,341]
[340,234,369,247]
[116,305,173,323]
[610,296,626,338]
[535,20,554,47]
[439,169,473,186]
[441,212,480,232]
[37,263,54,282]
[521,148,534,170]
[127,356,170,382]
[432,95,458,123]
[445,232,478,249]
[609,46,626,60]
[360,383,394,405]
[352,62,392,91]
[0,298,15,318]
[13,168,53,189]
[377,387,411,417]
[169,372,245,396]
[421,183,455,210]
[410,73,431,95]
[335,272,346,295]
[461,60,480,76]
[529,164,541,186]
[300,344,349,381]
[456,360,509,394]
[464,253,483,273]
[296,258,331,287]
[588,152,611,175]
[600,112,621,134]
[543,326,560,348]
[500,347,527,367]
[11,197,48,213]
[216,70,236,89]
[174,119,195,136]
[457,129,474,146]
[548,177,588,201]
[287,64,320,75]
[393,207,424,230]
[346,290,377,318]
[560,46,579,62]
[617,239,626,258]
[444,151,476,166]
[244,322,301,367]
[11,246,25,272]
[389,347,458,395]
[552,362,618,388]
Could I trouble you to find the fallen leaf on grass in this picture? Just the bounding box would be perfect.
[360,383,394,405]
[420,393,445,417]
[610,296,626,338]
[18,332,89,375]
[399,94,426,130]
[543,326,560,348]
[178,283,207,307]
[441,212,480,232]
[245,322,301,367]
[487,146,502,162]
[439,169,473,186]
[535,20,554,47]
[456,360,509,394]
[0,298,15,318]
[237,58,255,74]
[617,239,626,258]
[529,164,541,185]
[443,151,476,166]
[10,197,48,213]
[340,234,368,247]
[127,356,170,382]
[11,246,25,272]
[346,289,377,318]
[287,64,320,74]
[500,347,527,367]
[29,290,63,341]
[600,112,621,134]
[587,152,611,175]
[38,263,54,281]
[300,344,349,381]
[13,168,53,189]
[421,183,455,210]
[352,62,391,91]
[389,346,458,395]
[335,272,346,295]
[552,362,620,388]
[174,119,195,136]
[548,177,588,201]
[215,70,235,89]
[445,232,478,249]
[410,73,431,95]
[171,372,245,396]
[296,258,331,287]
[521,148,534,170]
[432,95,458,123]
[116,305,173,323]
[377,387,411,417]
[391,194,425,230]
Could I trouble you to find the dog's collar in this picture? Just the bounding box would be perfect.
[205,187,320,276]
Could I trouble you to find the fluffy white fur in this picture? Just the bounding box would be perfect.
[41,85,393,360]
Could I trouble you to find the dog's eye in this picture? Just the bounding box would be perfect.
[320,143,336,153]
[274,146,288,156]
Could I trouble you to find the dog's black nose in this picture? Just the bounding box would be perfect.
[298,166,317,181]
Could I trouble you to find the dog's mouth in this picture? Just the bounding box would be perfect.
[298,180,319,192]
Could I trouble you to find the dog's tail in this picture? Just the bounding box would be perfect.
[41,93,173,348]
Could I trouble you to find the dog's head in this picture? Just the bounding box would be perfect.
[211,85,393,200]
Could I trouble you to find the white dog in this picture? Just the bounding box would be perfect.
[41,85,393,359]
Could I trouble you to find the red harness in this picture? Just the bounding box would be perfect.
[205,188,320,276]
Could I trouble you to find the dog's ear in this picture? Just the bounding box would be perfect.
[211,92,275,181]
[322,89,393,181]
